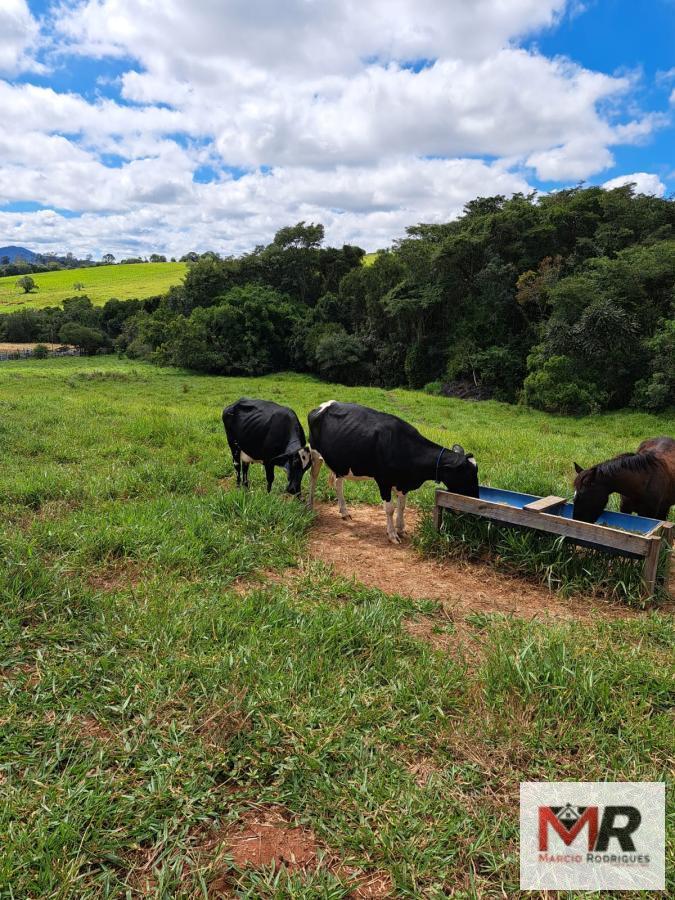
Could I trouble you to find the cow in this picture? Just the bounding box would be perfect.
[307,400,479,543]
[222,398,311,496]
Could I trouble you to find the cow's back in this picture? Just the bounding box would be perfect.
[308,401,424,479]
[224,398,305,460]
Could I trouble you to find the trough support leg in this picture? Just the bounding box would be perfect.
[660,522,674,598]
[642,535,662,600]
[433,502,443,531]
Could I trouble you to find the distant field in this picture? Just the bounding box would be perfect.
[0,262,187,312]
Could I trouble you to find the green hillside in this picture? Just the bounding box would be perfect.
[0,261,186,312]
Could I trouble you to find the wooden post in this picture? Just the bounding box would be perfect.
[642,534,663,600]
[660,522,674,598]
[433,493,443,531]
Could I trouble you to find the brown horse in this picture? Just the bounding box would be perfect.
[573,436,675,523]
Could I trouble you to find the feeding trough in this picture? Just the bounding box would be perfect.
[433,486,673,598]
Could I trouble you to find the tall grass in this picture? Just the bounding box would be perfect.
[0,357,672,896]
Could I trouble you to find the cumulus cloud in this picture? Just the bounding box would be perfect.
[0,0,668,255]
[0,0,41,74]
[602,172,666,197]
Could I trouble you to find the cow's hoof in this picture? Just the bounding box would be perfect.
[388,534,401,544]
[340,513,352,521]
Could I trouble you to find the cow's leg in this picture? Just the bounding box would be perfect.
[335,476,351,520]
[307,449,323,509]
[242,462,250,489]
[379,484,399,544]
[395,490,407,536]
[265,462,275,493]
[232,446,242,487]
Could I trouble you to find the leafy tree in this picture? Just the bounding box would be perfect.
[58,322,108,354]
[102,253,115,264]
[16,275,37,293]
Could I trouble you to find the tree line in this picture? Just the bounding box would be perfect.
[1,186,672,414]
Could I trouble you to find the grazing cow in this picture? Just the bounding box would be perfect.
[307,400,479,542]
[222,398,311,495]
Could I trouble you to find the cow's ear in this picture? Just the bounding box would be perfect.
[466,452,474,460]
[451,443,465,455]
[574,462,583,474]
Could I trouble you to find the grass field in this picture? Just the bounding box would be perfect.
[0,262,186,312]
[1,357,673,897]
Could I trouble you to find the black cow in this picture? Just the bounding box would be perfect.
[307,400,479,542]
[222,398,311,495]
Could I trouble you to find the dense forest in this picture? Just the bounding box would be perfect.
[2,185,673,415]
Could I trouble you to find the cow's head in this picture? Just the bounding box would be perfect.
[439,445,479,498]
[284,446,312,495]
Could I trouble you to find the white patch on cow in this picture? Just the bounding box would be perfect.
[306,447,324,509]
[240,452,263,464]
[394,489,407,535]
[299,447,311,468]
[316,400,336,414]
[335,476,351,519]
[384,499,400,544]
[469,457,477,468]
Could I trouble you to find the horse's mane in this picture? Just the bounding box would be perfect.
[576,450,660,487]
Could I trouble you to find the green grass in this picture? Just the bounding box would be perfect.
[0,262,187,312]
[0,357,673,897]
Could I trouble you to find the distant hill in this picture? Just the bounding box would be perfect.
[0,245,39,263]
[0,261,187,312]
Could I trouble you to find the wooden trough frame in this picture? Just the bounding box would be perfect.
[434,486,673,599]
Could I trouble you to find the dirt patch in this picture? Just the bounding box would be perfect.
[405,755,444,787]
[308,502,633,622]
[188,805,392,898]
[0,342,73,352]
[86,560,144,593]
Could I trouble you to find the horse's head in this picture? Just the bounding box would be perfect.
[572,462,609,522]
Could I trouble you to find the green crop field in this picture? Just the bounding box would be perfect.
[1,357,673,897]
[0,261,187,312]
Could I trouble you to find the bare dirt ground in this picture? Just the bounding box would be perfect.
[0,342,71,351]
[307,502,637,622]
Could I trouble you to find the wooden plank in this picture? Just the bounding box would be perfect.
[434,489,650,556]
[523,495,566,512]
[642,535,663,599]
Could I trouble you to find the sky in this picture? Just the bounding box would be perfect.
[0,0,673,258]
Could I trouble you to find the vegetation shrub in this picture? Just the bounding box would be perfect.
[1,187,673,413]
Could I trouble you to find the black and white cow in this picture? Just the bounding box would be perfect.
[307,400,478,542]
[222,398,311,495]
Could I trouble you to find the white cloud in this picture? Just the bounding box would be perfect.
[602,172,666,197]
[0,0,41,74]
[0,0,667,255]
[0,157,531,256]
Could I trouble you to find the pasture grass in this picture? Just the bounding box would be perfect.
[0,356,673,897]
[0,261,186,312]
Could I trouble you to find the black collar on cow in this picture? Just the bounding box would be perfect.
[435,447,446,483]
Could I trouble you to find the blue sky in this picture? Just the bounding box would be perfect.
[1,0,673,256]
